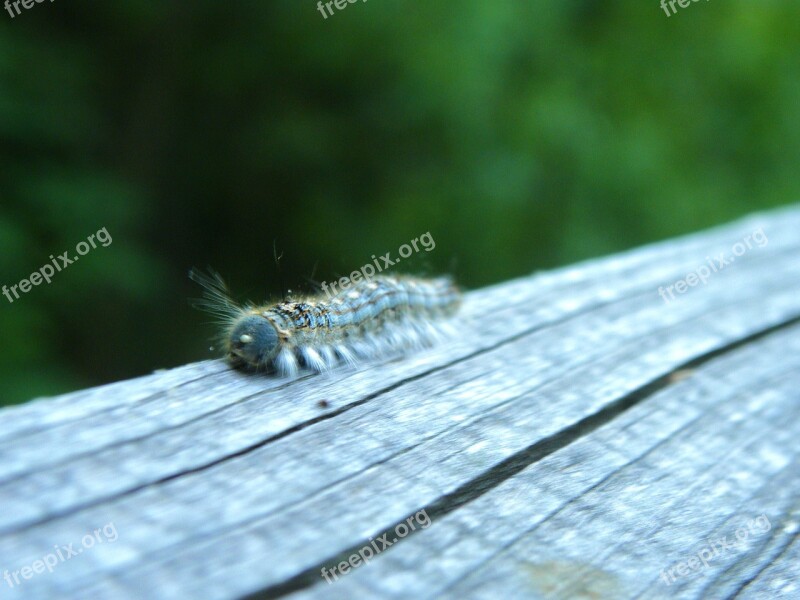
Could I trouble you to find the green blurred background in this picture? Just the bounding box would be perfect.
[1,1,798,405]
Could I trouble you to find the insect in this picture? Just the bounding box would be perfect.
[190,269,461,377]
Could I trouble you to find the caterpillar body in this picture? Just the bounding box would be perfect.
[190,270,461,377]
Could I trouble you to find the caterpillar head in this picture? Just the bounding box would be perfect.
[227,314,280,368]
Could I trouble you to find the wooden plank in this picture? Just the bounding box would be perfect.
[0,206,798,600]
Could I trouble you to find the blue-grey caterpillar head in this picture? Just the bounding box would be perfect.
[190,268,281,370]
[226,314,281,368]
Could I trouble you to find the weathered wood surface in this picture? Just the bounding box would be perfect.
[1,207,799,600]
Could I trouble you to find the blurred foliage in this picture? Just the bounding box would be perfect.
[0,0,798,405]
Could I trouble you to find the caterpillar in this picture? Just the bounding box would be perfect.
[190,270,461,377]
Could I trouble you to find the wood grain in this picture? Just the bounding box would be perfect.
[1,206,798,600]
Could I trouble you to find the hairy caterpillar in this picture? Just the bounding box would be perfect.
[190,270,461,377]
